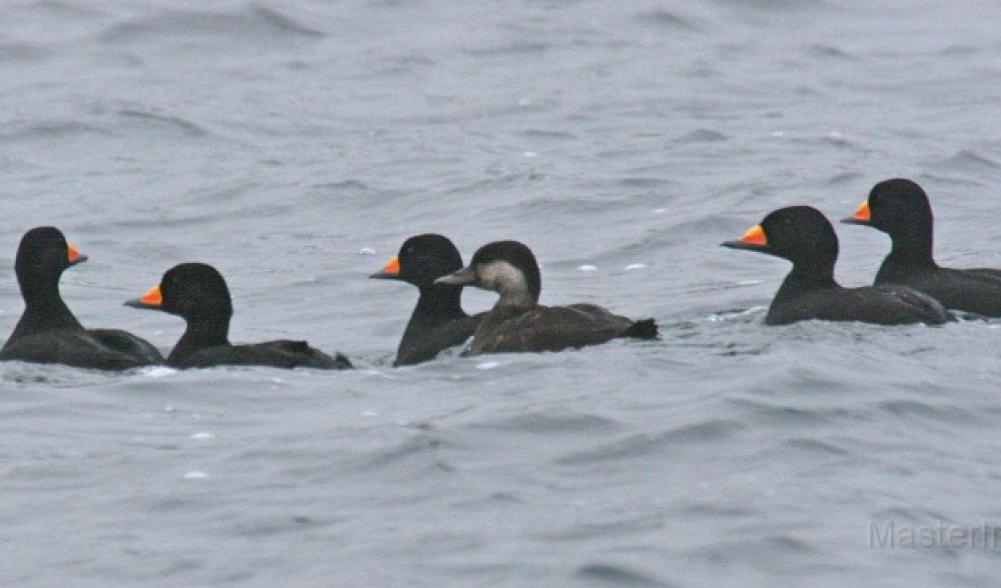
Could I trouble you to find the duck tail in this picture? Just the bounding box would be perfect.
[624,318,658,340]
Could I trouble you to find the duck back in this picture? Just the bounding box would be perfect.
[468,304,657,355]
[1,329,163,370]
[765,284,951,326]
[172,340,351,370]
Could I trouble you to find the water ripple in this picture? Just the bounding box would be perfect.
[555,419,743,465]
[119,109,209,138]
[99,5,323,45]
[635,10,701,32]
[575,563,676,587]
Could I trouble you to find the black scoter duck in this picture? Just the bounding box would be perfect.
[842,178,1001,316]
[723,206,950,326]
[126,263,351,369]
[0,226,163,369]
[435,240,657,355]
[370,234,482,366]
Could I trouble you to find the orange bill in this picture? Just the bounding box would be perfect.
[138,285,162,306]
[739,224,768,246]
[67,242,83,263]
[851,200,870,222]
[382,256,400,275]
[370,255,401,280]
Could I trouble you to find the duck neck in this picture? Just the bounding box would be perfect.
[887,227,936,269]
[776,260,840,300]
[12,276,83,337]
[493,289,537,310]
[169,314,231,364]
[407,285,467,331]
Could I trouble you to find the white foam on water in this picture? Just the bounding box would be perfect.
[143,366,177,378]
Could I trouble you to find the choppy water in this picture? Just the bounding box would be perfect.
[3,1,1001,585]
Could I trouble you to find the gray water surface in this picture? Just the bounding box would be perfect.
[3,1,1001,586]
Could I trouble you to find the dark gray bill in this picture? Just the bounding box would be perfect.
[435,265,477,286]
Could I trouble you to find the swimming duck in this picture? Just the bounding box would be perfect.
[842,178,1001,316]
[723,206,950,326]
[126,262,351,369]
[370,234,482,366]
[0,227,163,369]
[435,240,657,355]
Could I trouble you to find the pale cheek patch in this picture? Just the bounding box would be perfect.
[478,261,529,295]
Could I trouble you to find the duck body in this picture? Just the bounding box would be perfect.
[724,206,951,326]
[1,227,163,370]
[1,328,163,370]
[127,262,350,370]
[843,178,1001,317]
[169,339,349,369]
[468,303,656,354]
[395,307,481,365]
[436,240,657,356]
[765,275,951,326]
[370,234,482,366]
[873,261,1001,317]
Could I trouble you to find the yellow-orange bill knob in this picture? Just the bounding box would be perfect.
[382,256,400,275]
[851,200,871,222]
[739,224,768,246]
[138,285,163,306]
